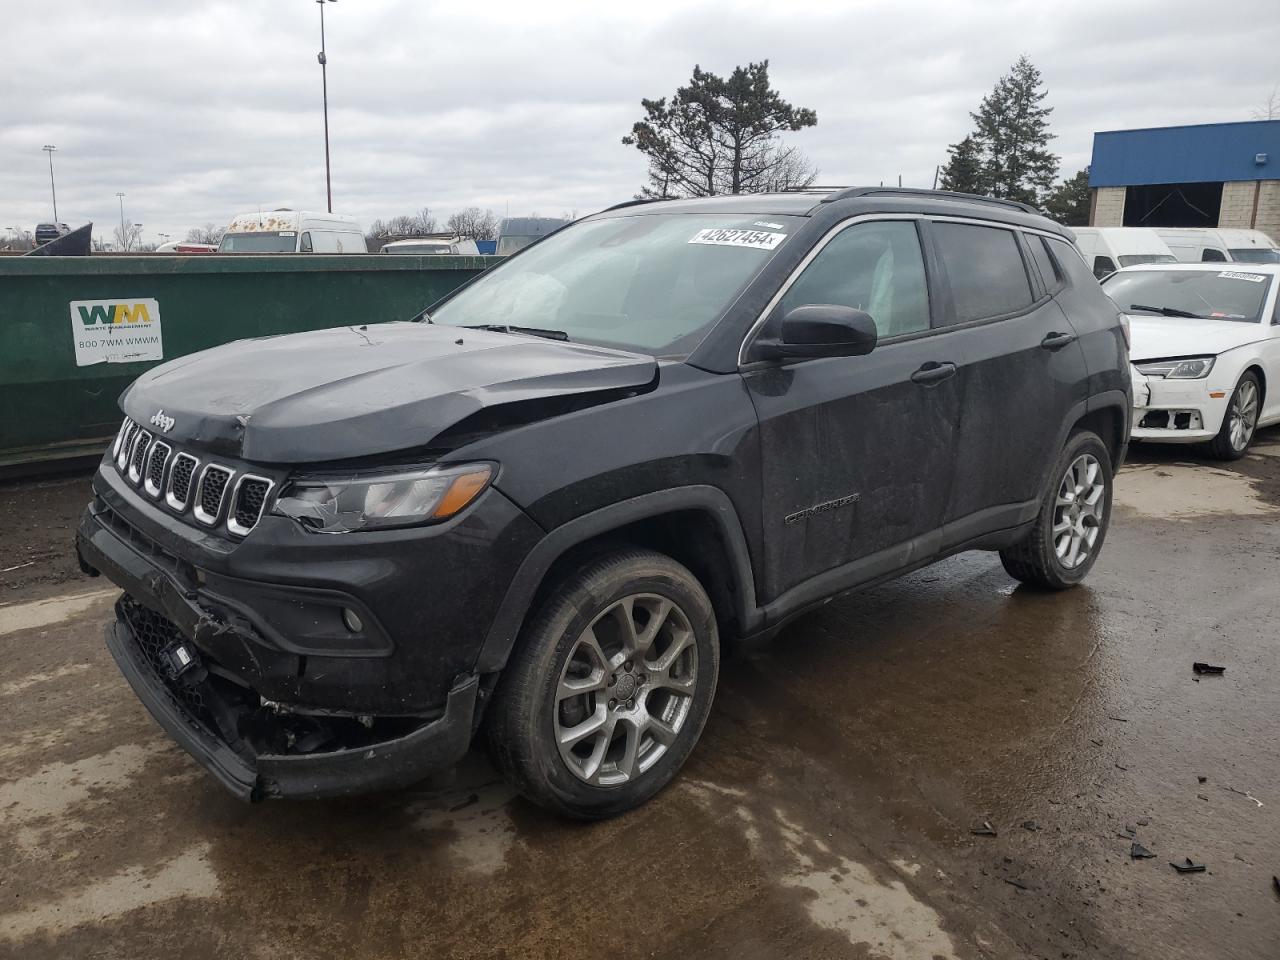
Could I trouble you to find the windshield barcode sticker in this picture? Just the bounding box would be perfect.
[689,228,786,250]
[1217,271,1266,282]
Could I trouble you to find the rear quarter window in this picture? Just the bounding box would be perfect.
[933,222,1034,323]
[1046,237,1105,290]
[1027,235,1063,293]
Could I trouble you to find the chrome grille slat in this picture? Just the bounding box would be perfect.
[165,452,199,512]
[127,430,153,484]
[111,417,130,460]
[193,464,233,526]
[227,475,273,537]
[116,421,139,470]
[143,441,172,498]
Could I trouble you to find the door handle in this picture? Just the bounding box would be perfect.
[910,361,957,385]
[1041,331,1077,350]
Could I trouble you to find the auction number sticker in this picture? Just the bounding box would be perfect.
[689,227,786,250]
[1218,271,1267,283]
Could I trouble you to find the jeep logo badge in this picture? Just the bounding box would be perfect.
[150,409,175,433]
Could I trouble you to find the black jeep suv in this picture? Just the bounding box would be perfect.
[77,188,1129,818]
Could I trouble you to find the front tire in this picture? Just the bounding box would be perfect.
[487,548,719,819]
[1205,371,1260,461]
[1000,430,1113,590]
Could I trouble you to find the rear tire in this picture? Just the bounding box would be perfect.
[1205,371,1260,461]
[487,548,719,819]
[1000,430,1113,590]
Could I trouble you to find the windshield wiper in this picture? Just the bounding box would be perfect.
[1128,303,1205,319]
[462,323,570,341]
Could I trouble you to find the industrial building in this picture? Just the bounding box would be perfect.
[1088,119,1279,239]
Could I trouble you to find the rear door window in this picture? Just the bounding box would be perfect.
[933,222,1034,323]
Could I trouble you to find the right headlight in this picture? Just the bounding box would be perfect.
[273,462,494,533]
[1133,356,1215,379]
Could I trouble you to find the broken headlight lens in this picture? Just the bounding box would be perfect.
[273,463,494,533]
[1133,356,1215,379]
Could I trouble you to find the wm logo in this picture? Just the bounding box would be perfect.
[77,303,153,326]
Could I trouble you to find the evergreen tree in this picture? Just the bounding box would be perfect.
[623,61,818,198]
[938,135,986,195]
[1042,170,1091,226]
[970,55,1059,204]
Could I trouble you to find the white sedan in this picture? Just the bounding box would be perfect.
[1100,263,1280,459]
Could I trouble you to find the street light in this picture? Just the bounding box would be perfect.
[316,0,336,213]
[42,145,58,221]
[116,192,127,249]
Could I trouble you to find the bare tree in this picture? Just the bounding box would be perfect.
[367,207,439,251]
[1253,84,1280,121]
[113,222,144,252]
[445,207,499,240]
[748,142,819,192]
[185,223,225,245]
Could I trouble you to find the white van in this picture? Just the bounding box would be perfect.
[380,236,480,255]
[1155,228,1280,265]
[217,210,367,254]
[1070,227,1177,279]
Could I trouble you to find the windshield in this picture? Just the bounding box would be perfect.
[1229,248,1280,264]
[218,232,297,253]
[496,235,534,256]
[431,213,801,356]
[1117,253,1177,267]
[1102,269,1273,323]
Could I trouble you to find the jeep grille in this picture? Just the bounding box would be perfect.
[110,418,275,538]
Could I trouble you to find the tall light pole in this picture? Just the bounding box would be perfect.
[116,192,127,250]
[42,145,58,221]
[316,0,336,213]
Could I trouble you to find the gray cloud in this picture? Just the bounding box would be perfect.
[3,0,1277,243]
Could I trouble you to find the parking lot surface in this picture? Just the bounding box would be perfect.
[3,436,1279,959]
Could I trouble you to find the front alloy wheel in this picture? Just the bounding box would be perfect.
[1207,372,1260,460]
[555,595,697,786]
[487,548,719,819]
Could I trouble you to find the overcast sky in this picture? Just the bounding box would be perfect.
[4,0,1278,244]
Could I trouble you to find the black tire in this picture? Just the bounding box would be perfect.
[1204,370,1261,461]
[487,548,719,819]
[1000,430,1114,590]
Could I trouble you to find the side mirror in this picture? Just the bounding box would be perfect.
[756,304,878,361]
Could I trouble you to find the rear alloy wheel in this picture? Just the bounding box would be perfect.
[1206,371,1260,461]
[1000,430,1113,590]
[487,548,719,819]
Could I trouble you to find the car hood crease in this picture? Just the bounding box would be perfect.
[120,322,658,462]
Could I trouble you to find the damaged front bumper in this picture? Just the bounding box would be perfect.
[76,484,480,801]
[106,597,478,800]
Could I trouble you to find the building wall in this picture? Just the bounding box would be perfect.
[1219,181,1259,229]
[1090,187,1126,226]
[1254,181,1280,240]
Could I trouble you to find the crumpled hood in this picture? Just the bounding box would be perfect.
[1126,315,1269,363]
[120,322,657,462]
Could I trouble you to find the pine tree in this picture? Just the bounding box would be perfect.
[623,61,818,198]
[939,135,986,195]
[970,56,1059,204]
[1042,170,1091,226]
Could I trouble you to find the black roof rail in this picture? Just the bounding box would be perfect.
[602,197,663,212]
[816,186,1041,215]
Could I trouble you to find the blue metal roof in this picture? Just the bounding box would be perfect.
[1089,120,1280,187]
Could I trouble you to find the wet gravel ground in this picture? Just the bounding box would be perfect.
[3,433,1280,959]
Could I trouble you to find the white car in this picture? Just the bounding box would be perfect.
[1101,263,1280,459]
